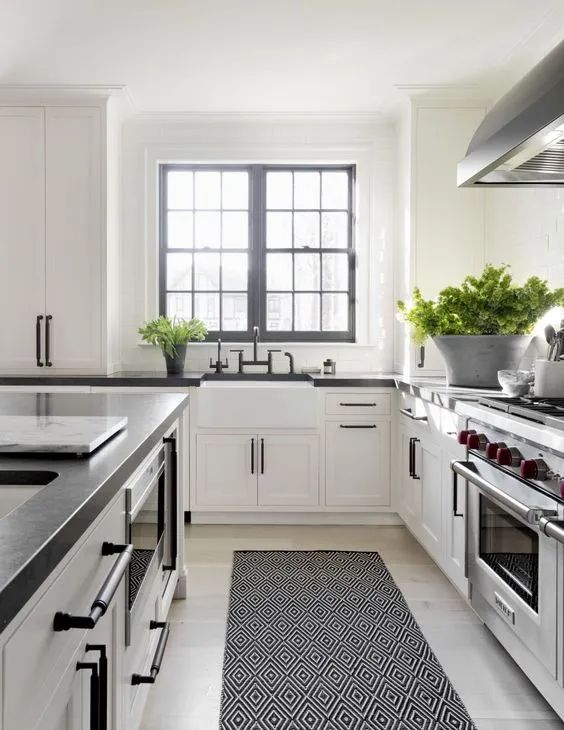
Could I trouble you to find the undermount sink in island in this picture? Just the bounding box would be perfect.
[0,391,188,634]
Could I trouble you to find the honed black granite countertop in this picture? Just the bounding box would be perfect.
[0,392,188,634]
[0,370,399,387]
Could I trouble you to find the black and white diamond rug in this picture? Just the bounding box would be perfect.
[219,551,476,730]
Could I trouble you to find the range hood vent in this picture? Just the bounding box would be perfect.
[458,39,564,186]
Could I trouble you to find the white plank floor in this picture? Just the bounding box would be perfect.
[140,525,563,730]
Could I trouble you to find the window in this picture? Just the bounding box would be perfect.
[160,164,355,341]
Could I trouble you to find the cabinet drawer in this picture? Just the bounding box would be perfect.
[325,393,390,416]
[3,492,125,730]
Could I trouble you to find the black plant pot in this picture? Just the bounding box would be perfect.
[163,345,187,375]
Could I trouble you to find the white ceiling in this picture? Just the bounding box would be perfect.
[2,0,564,113]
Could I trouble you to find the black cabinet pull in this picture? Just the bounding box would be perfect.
[417,345,425,369]
[85,644,108,730]
[452,470,464,518]
[163,436,178,572]
[76,661,100,730]
[339,402,376,407]
[250,438,255,475]
[54,543,133,631]
[131,621,170,685]
[45,314,53,367]
[260,438,265,474]
[409,437,421,480]
[339,424,377,429]
[35,315,44,367]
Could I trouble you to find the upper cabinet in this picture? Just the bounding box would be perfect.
[0,92,124,374]
[394,92,487,375]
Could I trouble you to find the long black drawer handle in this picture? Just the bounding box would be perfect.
[260,438,265,474]
[250,438,255,475]
[452,470,464,518]
[339,424,377,429]
[36,315,44,367]
[45,314,53,367]
[339,402,377,407]
[53,543,133,631]
[132,621,170,685]
[76,661,100,730]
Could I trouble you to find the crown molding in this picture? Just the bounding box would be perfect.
[126,109,389,125]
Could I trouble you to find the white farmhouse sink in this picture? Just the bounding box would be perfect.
[196,381,319,428]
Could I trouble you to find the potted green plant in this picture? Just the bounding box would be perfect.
[398,265,564,387]
[138,316,208,374]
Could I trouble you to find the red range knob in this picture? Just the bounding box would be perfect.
[458,429,477,445]
[486,442,506,459]
[497,447,522,467]
[520,459,548,481]
[467,433,488,450]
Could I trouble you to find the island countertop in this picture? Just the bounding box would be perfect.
[0,391,189,633]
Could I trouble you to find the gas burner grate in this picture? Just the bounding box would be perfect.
[478,395,564,427]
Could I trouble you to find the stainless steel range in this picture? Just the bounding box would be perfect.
[451,401,564,716]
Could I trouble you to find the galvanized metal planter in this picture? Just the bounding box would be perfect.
[433,335,531,388]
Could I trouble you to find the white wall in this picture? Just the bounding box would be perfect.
[119,114,396,373]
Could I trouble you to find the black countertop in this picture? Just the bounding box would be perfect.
[0,392,188,634]
[0,370,399,388]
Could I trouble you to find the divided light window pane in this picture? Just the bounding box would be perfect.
[161,164,354,340]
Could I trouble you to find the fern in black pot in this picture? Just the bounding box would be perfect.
[138,316,208,374]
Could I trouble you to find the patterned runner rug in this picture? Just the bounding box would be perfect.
[219,550,476,730]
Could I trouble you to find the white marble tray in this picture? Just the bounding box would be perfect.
[0,415,128,454]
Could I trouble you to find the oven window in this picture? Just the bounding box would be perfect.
[129,472,165,609]
[479,494,539,611]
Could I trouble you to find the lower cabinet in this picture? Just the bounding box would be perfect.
[196,434,257,506]
[258,435,319,506]
[195,433,320,508]
[399,406,468,596]
[325,421,391,506]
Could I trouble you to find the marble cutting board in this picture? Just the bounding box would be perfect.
[0,415,128,454]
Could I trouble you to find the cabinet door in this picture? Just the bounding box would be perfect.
[417,435,442,559]
[400,427,421,527]
[325,422,390,506]
[258,435,319,507]
[196,434,257,506]
[45,107,102,371]
[442,443,469,595]
[0,107,46,371]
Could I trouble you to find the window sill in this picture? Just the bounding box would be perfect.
[136,340,372,348]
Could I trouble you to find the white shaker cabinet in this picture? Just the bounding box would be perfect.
[258,435,319,507]
[195,433,320,509]
[0,107,46,371]
[417,435,442,560]
[0,93,122,375]
[44,107,103,372]
[196,434,258,507]
[325,421,391,507]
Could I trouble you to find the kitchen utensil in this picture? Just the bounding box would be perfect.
[545,324,557,360]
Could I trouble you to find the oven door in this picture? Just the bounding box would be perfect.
[459,457,559,677]
[126,445,167,646]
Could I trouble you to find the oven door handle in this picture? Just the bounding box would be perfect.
[450,460,551,526]
[539,516,564,545]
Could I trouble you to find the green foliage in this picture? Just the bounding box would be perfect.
[397,265,564,344]
[138,316,208,357]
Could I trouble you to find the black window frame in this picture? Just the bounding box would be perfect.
[159,163,356,342]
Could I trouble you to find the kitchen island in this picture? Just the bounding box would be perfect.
[0,391,188,633]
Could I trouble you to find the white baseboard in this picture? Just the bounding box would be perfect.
[190,511,403,525]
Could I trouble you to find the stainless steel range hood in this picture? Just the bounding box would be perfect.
[458,39,564,186]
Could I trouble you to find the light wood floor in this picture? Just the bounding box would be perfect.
[140,525,563,729]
